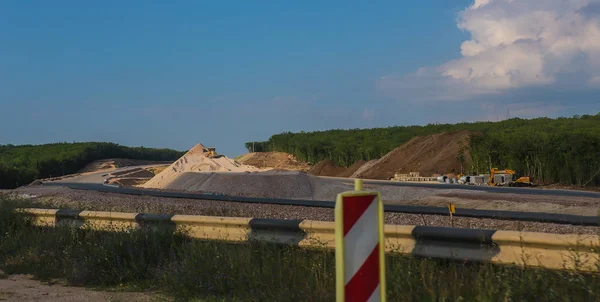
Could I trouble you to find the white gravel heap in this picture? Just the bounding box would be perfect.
[142,143,262,189]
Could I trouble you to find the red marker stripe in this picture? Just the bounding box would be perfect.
[342,195,377,236]
[344,244,380,301]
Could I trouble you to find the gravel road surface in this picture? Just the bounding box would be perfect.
[7,186,599,235]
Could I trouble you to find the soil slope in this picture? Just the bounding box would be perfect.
[308,159,347,177]
[236,152,311,171]
[338,160,367,177]
[354,130,473,179]
[350,160,378,178]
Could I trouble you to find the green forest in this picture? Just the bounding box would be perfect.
[0,142,184,189]
[246,113,600,186]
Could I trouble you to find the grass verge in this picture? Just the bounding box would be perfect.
[0,196,598,301]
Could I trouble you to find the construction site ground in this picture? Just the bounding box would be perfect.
[78,159,173,173]
[235,152,311,171]
[9,134,599,239]
[6,185,599,235]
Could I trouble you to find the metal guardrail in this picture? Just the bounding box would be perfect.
[41,182,600,226]
[20,208,600,272]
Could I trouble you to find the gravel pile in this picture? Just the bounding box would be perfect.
[7,186,599,235]
[165,171,315,199]
[148,170,475,202]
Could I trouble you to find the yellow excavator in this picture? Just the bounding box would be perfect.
[488,168,533,187]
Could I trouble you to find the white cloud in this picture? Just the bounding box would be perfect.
[378,0,600,101]
[589,75,600,86]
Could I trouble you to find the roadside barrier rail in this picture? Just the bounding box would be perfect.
[19,208,600,272]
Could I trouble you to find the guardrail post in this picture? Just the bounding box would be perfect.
[335,178,386,302]
[354,178,363,191]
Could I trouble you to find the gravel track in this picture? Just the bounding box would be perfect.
[6,186,599,235]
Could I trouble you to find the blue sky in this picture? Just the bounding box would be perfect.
[2,1,599,156]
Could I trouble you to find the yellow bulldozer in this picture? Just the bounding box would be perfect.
[488,168,533,187]
[205,147,222,159]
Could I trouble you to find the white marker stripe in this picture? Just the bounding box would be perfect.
[367,284,380,302]
[343,198,379,283]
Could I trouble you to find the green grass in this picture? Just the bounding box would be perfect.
[0,196,599,301]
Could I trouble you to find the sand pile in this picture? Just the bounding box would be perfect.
[307,159,347,176]
[142,143,261,189]
[236,152,311,171]
[354,130,473,180]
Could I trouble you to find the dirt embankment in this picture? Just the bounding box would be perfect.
[308,159,347,177]
[355,130,473,180]
[308,159,368,178]
[350,160,378,178]
[307,131,473,179]
[236,152,311,171]
[78,158,173,173]
[338,160,367,177]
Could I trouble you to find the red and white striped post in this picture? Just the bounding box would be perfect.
[335,179,386,302]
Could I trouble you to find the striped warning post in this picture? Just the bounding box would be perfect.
[335,179,386,302]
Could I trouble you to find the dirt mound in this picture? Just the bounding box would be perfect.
[337,160,367,178]
[309,159,368,177]
[350,160,378,178]
[142,144,262,189]
[308,159,347,177]
[236,152,311,171]
[354,130,473,180]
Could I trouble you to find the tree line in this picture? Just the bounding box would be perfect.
[0,142,185,189]
[246,113,600,186]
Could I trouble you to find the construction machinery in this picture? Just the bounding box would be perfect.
[205,147,222,159]
[488,168,533,187]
